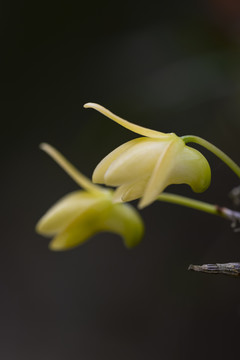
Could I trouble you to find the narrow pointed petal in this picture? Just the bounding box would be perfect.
[99,203,144,248]
[84,102,170,139]
[103,138,169,186]
[139,138,185,208]
[36,191,103,236]
[40,143,102,193]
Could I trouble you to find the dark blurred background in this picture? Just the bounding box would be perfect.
[1,1,240,359]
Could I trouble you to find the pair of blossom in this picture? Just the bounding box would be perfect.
[36,104,211,250]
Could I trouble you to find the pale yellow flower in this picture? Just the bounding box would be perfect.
[84,103,211,209]
[36,143,144,250]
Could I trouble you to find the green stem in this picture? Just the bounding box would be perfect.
[158,192,240,223]
[182,135,240,179]
[158,192,219,216]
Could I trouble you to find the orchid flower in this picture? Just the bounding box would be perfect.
[84,103,211,209]
[36,143,144,250]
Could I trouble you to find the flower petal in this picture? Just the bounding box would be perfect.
[84,102,171,139]
[139,138,185,208]
[103,138,170,186]
[36,191,104,236]
[49,200,144,250]
[113,179,148,203]
[170,146,211,192]
[49,225,95,251]
[93,139,140,183]
[98,203,144,248]
[40,143,102,193]
[49,199,112,250]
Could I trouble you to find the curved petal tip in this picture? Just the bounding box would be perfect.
[84,102,98,109]
[83,102,168,138]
